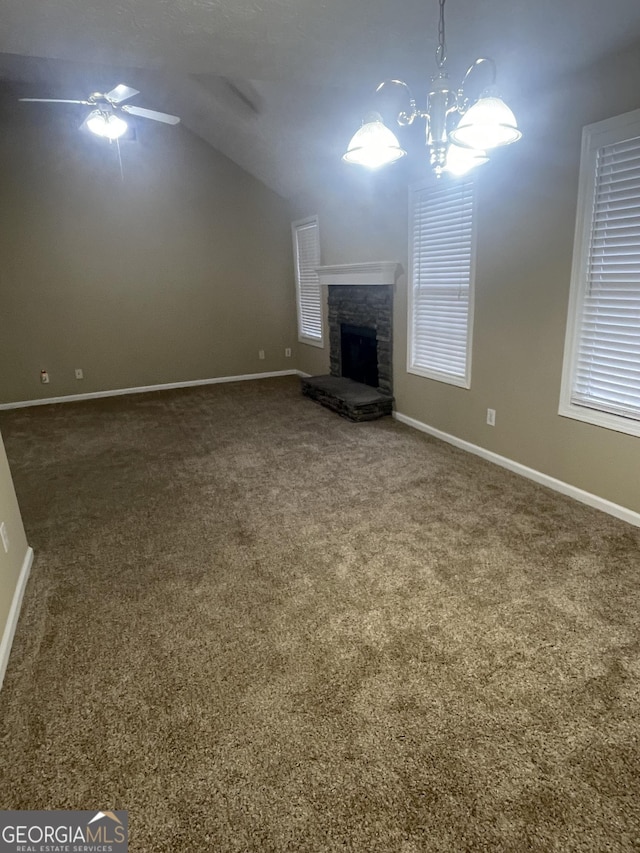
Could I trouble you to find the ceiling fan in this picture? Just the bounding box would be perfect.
[20,83,180,140]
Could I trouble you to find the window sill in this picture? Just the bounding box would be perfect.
[558,401,640,438]
[407,364,470,389]
[298,335,325,349]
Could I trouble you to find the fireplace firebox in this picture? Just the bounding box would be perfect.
[340,324,379,388]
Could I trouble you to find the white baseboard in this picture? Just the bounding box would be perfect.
[393,411,640,529]
[0,547,34,690]
[0,371,301,410]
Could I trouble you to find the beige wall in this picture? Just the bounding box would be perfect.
[0,87,297,404]
[0,429,29,664]
[0,83,299,676]
[291,43,640,515]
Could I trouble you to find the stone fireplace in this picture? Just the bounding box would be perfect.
[328,282,393,395]
[301,262,401,421]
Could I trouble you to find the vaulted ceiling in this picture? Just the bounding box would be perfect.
[2,0,640,198]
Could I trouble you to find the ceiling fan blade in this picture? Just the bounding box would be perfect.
[121,105,180,125]
[105,84,140,104]
[19,98,91,105]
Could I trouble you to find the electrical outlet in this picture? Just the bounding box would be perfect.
[40,369,49,384]
[75,368,84,380]
[486,408,496,426]
[0,522,9,554]
[285,348,292,358]
[258,349,265,360]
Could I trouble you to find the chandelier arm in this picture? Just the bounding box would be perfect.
[375,78,418,126]
[457,57,497,111]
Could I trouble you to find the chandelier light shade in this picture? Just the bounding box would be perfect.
[343,0,521,178]
[86,109,128,140]
[342,113,407,168]
[449,95,522,150]
[444,142,489,176]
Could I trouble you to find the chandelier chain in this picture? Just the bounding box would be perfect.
[436,0,447,68]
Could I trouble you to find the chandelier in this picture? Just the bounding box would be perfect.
[343,0,522,177]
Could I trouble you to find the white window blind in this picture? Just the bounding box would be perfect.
[560,108,640,437]
[572,138,640,418]
[408,179,475,388]
[292,216,323,346]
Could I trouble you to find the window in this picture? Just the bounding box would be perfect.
[407,178,476,388]
[292,216,323,347]
[560,108,640,437]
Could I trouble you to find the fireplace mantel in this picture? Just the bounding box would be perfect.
[315,262,403,286]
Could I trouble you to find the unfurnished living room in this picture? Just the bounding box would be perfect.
[1,0,640,850]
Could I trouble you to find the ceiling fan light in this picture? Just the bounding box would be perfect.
[86,110,128,140]
[343,114,406,169]
[444,143,489,176]
[449,95,522,150]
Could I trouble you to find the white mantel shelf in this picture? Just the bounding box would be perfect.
[315,262,403,286]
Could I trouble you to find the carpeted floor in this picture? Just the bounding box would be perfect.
[0,376,639,852]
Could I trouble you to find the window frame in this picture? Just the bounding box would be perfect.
[559,107,640,438]
[406,177,477,389]
[291,215,324,349]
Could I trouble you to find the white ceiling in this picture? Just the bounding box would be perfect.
[2,0,640,197]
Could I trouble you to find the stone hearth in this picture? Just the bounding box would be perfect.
[301,375,393,422]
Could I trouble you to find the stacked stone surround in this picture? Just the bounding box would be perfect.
[328,284,393,395]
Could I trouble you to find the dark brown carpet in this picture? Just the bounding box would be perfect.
[1,376,639,852]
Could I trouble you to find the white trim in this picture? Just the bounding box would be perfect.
[0,547,34,690]
[0,371,300,410]
[315,262,403,286]
[559,107,640,438]
[393,411,640,529]
[558,400,640,438]
[405,365,471,390]
[298,336,325,349]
